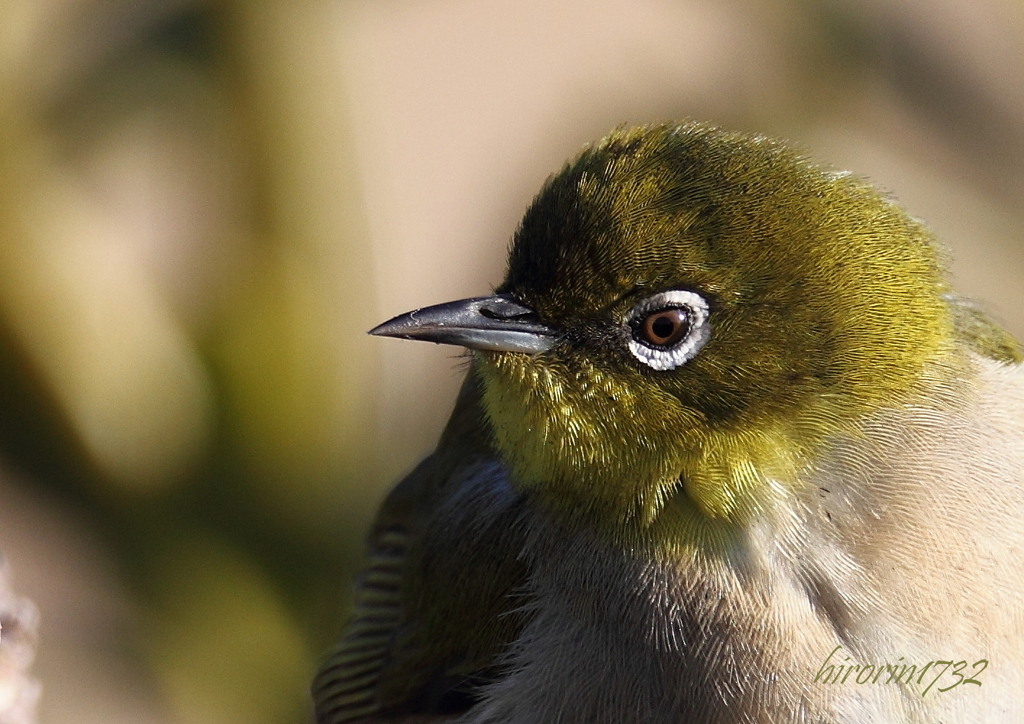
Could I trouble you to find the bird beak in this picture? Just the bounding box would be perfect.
[369,294,557,354]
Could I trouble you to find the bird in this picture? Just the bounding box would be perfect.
[311,121,1024,724]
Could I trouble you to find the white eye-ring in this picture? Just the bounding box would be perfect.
[625,290,710,371]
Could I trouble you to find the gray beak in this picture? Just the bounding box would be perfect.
[369,294,557,354]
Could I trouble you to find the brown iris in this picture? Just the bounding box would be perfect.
[639,308,690,347]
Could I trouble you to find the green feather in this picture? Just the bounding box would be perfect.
[482,122,962,534]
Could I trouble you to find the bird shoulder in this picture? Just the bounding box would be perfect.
[312,374,531,724]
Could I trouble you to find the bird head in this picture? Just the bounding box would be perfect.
[372,122,959,548]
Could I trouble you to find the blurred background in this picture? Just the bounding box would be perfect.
[0,0,1021,722]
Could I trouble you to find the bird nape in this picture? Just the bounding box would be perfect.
[312,121,1024,724]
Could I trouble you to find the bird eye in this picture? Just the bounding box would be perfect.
[640,309,690,347]
[625,290,710,371]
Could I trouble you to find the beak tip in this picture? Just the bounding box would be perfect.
[367,320,404,338]
[367,296,557,353]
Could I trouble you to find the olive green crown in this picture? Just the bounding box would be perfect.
[475,122,976,544]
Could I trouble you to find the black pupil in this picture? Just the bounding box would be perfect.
[651,316,676,340]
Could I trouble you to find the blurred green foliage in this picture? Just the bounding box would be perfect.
[0,3,381,723]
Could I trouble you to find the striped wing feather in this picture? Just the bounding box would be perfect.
[312,374,530,723]
[313,528,409,721]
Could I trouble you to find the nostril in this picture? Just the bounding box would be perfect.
[479,305,507,320]
[478,296,538,322]
[481,307,535,322]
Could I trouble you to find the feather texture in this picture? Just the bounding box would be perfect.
[313,122,1024,723]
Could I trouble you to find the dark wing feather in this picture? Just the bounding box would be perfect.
[312,372,530,724]
[312,527,408,721]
